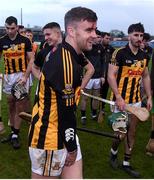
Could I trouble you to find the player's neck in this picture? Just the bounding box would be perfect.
[65,36,82,54]
[129,42,139,55]
[9,32,18,41]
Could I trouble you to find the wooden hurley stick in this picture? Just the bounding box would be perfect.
[81,90,150,122]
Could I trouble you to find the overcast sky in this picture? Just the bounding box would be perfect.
[0,0,154,35]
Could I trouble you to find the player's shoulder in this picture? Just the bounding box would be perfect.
[46,44,62,64]
[118,46,127,53]
[17,33,31,43]
[43,46,62,75]
[112,46,126,57]
[140,48,150,58]
[108,44,115,51]
[0,34,8,41]
[39,45,52,54]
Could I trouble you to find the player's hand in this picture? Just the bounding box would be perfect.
[65,150,77,167]
[100,77,105,86]
[116,95,126,111]
[18,75,27,85]
[146,96,152,111]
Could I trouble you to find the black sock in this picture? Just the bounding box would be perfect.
[13,128,20,135]
[81,110,86,117]
[0,117,2,122]
[11,126,15,133]
[111,148,118,160]
[124,153,131,162]
[92,109,97,116]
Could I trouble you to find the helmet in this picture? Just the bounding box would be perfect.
[108,112,128,133]
[11,81,28,100]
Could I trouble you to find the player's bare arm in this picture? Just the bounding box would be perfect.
[20,51,34,84]
[80,60,94,90]
[142,67,152,111]
[108,64,126,111]
[32,63,41,80]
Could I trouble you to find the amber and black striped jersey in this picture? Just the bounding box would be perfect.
[34,45,53,69]
[0,33,32,74]
[29,40,88,152]
[110,44,149,104]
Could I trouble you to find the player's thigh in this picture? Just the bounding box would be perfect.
[32,172,58,179]
[128,102,141,132]
[16,97,28,112]
[81,88,92,102]
[61,135,82,178]
[92,88,100,96]
[29,147,67,178]
[61,159,83,179]
[128,114,139,135]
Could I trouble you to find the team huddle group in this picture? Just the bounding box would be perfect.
[0,6,154,179]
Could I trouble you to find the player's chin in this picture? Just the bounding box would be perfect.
[48,41,53,46]
[86,44,93,51]
[134,44,140,48]
[136,42,141,47]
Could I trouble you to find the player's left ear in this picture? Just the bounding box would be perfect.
[67,25,76,38]
[128,34,131,41]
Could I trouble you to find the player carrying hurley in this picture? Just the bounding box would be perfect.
[107,23,152,178]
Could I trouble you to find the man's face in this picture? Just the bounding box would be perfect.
[129,32,143,48]
[73,20,97,52]
[43,28,61,47]
[140,42,145,50]
[102,35,111,45]
[18,28,26,36]
[93,35,102,44]
[26,32,33,41]
[5,23,18,38]
[142,39,149,47]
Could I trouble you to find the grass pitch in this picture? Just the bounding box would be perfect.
[0,63,154,178]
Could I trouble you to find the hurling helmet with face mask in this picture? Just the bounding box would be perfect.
[11,81,28,100]
[108,112,129,133]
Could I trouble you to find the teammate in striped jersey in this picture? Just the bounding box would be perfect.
[108,23,152,178]
[29,7,96,178]
[0,16,34,149]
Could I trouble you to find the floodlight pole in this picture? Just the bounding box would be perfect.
[21,8,23,25]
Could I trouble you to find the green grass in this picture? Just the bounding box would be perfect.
[1,89,154,178]
[0,79,37,179]
[77,103,154,179]
[0,63,154,178]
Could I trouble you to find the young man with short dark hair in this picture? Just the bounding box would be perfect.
[18,25,26,36]
[28,7,96,179]
[32,22,62,79]
[0,16,34,149]
[108,23,152,178]
[140,32,153,61]
[80,29,105,125]
[98,32,115,122]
